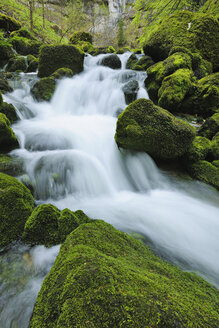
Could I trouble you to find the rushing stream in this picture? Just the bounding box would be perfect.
[1,53,219,327]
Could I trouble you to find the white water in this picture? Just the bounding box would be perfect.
[1,53,219,326]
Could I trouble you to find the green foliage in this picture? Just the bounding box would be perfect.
[115,98,196,161]
[0,112,19,152]
[31,77,56,102]
[37,44,84,78]
[0,172,34,248]
[29,220,219,327]
[117,18,126,47]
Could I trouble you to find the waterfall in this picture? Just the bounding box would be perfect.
[1,53,219,327]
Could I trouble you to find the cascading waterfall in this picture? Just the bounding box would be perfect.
[1,53,219,327]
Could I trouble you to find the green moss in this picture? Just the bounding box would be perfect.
[106,46,116,53]
[198,113,219,139]
[211,132,219,160]
[158,68,194,112]
[76,41,94,53]
[0,113,19,152]
[145,52,192,102]
[185,136,211,164]
[115,98,196,161]
[0,172,34,248]
[0,78,13,93]
[126,53,138,69]
[69,31,92,44]
[0,90,3,106]
[38,45,84,78]
[29,220,219,328]
[10,27,37,40]
[0,13,21,33]
[143,11,219,71]
[9,36,42,57]
[0,154,23,176]
[26,54,38,73]
[52,68,74,79]
[22,205,93,246]
[6,55,27,72]
[31,77,56,102]
[212,160,219,168]
[188,160,219,189]
[0,102,18,123]
[132,55,154,71]
[0,37,14,61]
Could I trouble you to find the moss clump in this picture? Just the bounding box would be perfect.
[100,54,122,69]
[185,136,211,163]
[9,36,42,57]
[0,113,19,152]
[115,98,196,161]
[132,55,154,71]
[0,78,13,93]
[51,67,74,79]
[10,27,37,40]
[0,38,14,61]
[182,73,219,117]
[145,52,192,102]
[31,77,56,102]
[38,45,84,78]
[22,205,92,246]
[0,154,23,176]
[158,69,194,112]
[69,31,92,44]
[212,160,219,168]
[0,172,34,248]
[126,53,138,69]
[106,46,116,53]
[143,11,219,71]
[6,56,27,72]
[211,132,219,160]
[0,102,18,123]
[26,54,38,73]
[75,41,94,53]
[188,160,219,189]
[0,13,21,33]
[198,113,219,139]
[29,220,219,328]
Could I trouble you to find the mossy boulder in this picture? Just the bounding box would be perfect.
[181,73,219,117]
[106,46,116,53]
[0,172,34,248]
[158,69,194,112]
[10,36,42,57]
[198,113,219,139]
[0,13,21,33]
[0,78,13,93]
[132,55,154,71]
[29,220,219,328]
[143,11,219,71]
[0,113,19,152]
[184,136,211,163]
[38,45,84,78]
[76,41,94,53]
[10,27,37,40]
[0,38,14,61]
[31,77,56,102]
[0,154,23,176]
[211,132,219,160]
[6,56,27,72]
[188,160,219,189]
[52,67,74,79]
[100,54,121,69]
[122,79,139,104]
[69,31,92,44]
[126,53,138,69]
[145,52,192,102]
[115,99,196,161]
[0,102,18,123]
[22,205,92,246]
[26,54,38,73]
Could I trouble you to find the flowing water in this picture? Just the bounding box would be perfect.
[1,53,219,327]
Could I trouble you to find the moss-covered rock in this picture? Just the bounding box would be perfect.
[10,27,37,40]
[212,160,219,168]
[181,73,219,117]
[145,52,192,102]
[22,205,92,246]
[122,79,139,104]
[0,78,13,93]
[76,41,94,53]
[9,36,42,57]
[115,98,196,161]
[6,56,27,72]
[0,90,3,106]
[158,69,194,112]
[0,154,23,176]
[100,54,121,69]
[106,46,116,53]
[69,31,92,44]
[29,220,219,328]
[38,45,84,78]
[143,11,219,71]
[0,37,14,61]
[132,55,154,71]
[0,113,19,152]
[126,53,138,69]
[0,13,21,33]
[0,172,34,248]
[0,102,18,123]
[198,113,219,139]
[188,160,219,189]
[51,67,74,79]
[184,136,211,163]
[31,77,56,102]
[26,54,38,73]
[211,132,219,160]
